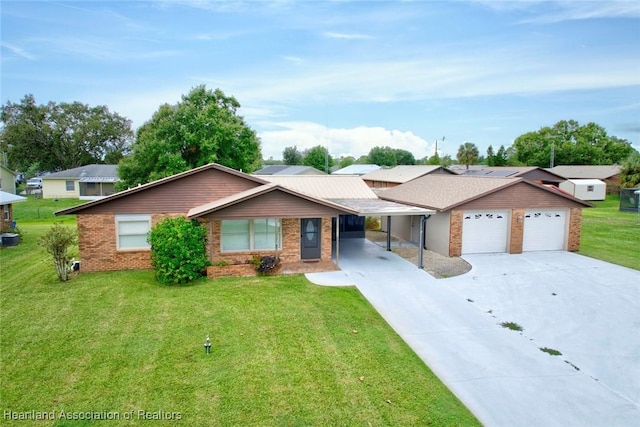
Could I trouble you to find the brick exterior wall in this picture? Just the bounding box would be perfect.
[78,213,338,276]
[205,217,335,278]
[76,213,186,272]
[1,204,14,232]
[509,208,525,254]
[567,208,582,251]
[448,210,463,257]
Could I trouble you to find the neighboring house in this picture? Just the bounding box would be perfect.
[332,164,382,176]
[457,166,566,186]
[549,165,621,194]
[559,179,606,201]
[0,164,17,195]
[253,165,326,175]
[378,174,591,257]
[42,165,118,200]
[0,190,26,232]
[361,165,455,188]
[56,164,430,276]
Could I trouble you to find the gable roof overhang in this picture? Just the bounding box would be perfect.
[330,199,435,216]
[379,175,591,211]
[56,163,269,216]
[0,191,27,206]
[187,183,359,219]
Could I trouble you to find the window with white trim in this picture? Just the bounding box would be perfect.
[221,219,281,252]
[116,215,151,250]
[66,180,75,191]
[587,185,594,192]
[3,205,9,221]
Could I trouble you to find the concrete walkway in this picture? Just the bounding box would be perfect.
[306,239,640,427]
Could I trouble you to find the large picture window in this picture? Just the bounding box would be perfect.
[116,215,151,250]
[221,219,281,252]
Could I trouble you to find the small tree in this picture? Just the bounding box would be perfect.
[457,142,479,169]
[39,223,77,282]
[620,151,640,188]
[148,217,210,285]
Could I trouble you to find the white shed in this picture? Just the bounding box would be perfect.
[559,179,606,201]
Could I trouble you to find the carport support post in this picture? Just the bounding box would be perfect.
[386,216,392,251]
[335,216,340,268]
[418,215,425,269]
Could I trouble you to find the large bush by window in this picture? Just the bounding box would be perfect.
[148,217,210,285]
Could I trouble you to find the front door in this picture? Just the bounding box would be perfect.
[301,218,321,259]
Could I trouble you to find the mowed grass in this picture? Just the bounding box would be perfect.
[579,195,640,270]
[0,223,479,426]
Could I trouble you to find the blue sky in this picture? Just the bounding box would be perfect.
[2,0,639,161]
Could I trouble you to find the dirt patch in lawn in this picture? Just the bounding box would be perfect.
[366,230,471,279]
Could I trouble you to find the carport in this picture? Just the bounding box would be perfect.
[331,199,435,269]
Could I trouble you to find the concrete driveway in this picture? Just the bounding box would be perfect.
[306,239,640,426]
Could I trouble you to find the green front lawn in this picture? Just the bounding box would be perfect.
[11,195,85,224]
[0,224,478,426]
[579,195,640,270]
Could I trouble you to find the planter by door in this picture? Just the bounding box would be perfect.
[301,218,321,259]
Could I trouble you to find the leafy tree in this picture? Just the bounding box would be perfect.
[302,145,333,172]
[440,154,454,167]
[118,86,262,189]
[457,142,479,169]
[486,145,495,166]
[424,153,441,165]
[261,156,283,166]
[394,149,416,165]
[39,223,78,282]
[368,146,397,167]
[283,146,303,165]
[487,145,508,166]
[338,155,355,169]
[367,146,415,167]
[1,94,133,173]
[620,151,640,188]
[512,120,634,167]
[355,154,369,164]
[148,217,210,285]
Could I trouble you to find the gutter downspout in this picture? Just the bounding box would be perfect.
[418,215,431,269]
[209,218,214,264]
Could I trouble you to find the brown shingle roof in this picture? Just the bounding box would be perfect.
[379,175,520,210]
[260,175,378,199]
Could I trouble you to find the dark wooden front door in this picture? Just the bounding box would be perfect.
[301,218,321,259]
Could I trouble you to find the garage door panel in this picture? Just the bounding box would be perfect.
[462,211,509,254]
[523,210,566,251]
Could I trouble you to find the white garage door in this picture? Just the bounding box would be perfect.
[462,211,509,254]
[523,210,567,251]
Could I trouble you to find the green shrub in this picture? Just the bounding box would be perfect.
[148,217,210,285]
[365,216,381,230]
[39,222,77,282]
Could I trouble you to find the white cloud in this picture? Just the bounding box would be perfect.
[258,121,434,160]
[323,32,373,40]
[0,41,36,60]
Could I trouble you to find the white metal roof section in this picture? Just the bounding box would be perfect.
[260,175,378,199]
[0,190,27,205]
[330,198,435,216]
[360,165,445,184]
